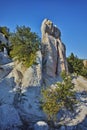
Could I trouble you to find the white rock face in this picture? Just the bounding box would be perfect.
[0,52,11,65]
[12,51,42,88]
[83,60,87,67]
[0,19,87,130]
[0,104,22,130]
[10,51,45,124]
[0,32,8,44]
[0,62,13,80]
[17,87,46,125]
[34,121,49,130]
[59,126,66,130]
[23,50,42,87]
[41,19,68,86]
[4,47,8,56]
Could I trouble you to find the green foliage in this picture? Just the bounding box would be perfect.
[41,72,76,121]
[80,67,87,78]
[67,53,87,78]
[0,26,10,39]
[10,25,40,67]
[67,53,84,75]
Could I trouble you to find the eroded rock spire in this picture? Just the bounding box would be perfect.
[41,19,68,85]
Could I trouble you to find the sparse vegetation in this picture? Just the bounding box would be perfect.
[67,53,87,78]
[0,26,10,39]
[41,71,76,122]
[10,25,40,67]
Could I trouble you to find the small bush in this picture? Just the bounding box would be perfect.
[10,25,40,68]
[67,53,87,78]
[41,71,77,121]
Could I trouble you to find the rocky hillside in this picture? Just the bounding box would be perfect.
[0,19,87,130]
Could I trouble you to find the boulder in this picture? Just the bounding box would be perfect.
[34,121,49,130]
[16,86,46,126]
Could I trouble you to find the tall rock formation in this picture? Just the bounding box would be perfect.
[0,19,87,130]
[41,19,68,86]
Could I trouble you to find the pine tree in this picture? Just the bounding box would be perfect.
[10,25,40,67]
[67,53,83,75]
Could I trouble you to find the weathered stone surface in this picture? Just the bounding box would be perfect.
[22,51,42,88]
[0,62,13,80]
[0,52,11,65]
[0,18,87,130]
[83,60,87,68]
[82,116,87,127]
[16,86,46,126]
[0,78,15,105]
[41,19,68,86]
[10,51,45,125]
[12,51,42,88]
[0,32,9,45]
[0,104,22,130]
[59,126,66,130]
[34,121,49,130]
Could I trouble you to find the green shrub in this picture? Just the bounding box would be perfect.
[80,67,87,78]
[67,53,84,76]
[10,25,40,68]
[0,26,10,39]
[41,71,76,121]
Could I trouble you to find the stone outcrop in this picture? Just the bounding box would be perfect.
[34,121,49,130]
[0,51,11,65]
[0,32,10,53]
[0,19,87,130]
[0,32,9,45]
[0,104,22,130]
[12,51,42,88]
[0,19,69,129]
[41,19,68,86]
[8,51,45,127]
[22,51,42,88]
[83,60,87,68]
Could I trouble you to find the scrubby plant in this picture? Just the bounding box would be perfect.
[67,53,83,75]
[0,26,10,39]
[67,53,87,78]
[10,25,40,67]
[41,71,76,122]
[80,67,87,78]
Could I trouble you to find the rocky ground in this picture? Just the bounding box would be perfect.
[0,19,87,130]
[0,58,87,130]
[55,76,87,130]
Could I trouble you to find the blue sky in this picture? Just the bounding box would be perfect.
[0,0,87,59]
